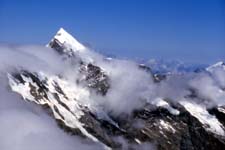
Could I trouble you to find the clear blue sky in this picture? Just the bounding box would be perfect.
[0,0,225,63]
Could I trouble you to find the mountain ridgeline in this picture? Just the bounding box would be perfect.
[7,28,225,150]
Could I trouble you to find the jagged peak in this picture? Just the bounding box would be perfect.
[206,61,225,71]
[212,61,225,66]
[48,27,86,52]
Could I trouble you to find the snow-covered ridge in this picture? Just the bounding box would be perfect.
[151,98,180,115]
[48,28,86,52]
[206,61,225,71]
[180,101,225,136]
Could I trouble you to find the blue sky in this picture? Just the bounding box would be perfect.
[0,0,225,63]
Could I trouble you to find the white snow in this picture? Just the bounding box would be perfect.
[206,61,225,72]
[49,28,86,52]
[151,98,180,115]
[8,74,36,102]
[218,107,225,114]
[134,138,142,144]
[180,101,225,136]
[159,120,176,133]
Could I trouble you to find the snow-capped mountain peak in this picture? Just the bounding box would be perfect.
[207,61,225,71]
[48,28,86,54]
[212,61,225,67]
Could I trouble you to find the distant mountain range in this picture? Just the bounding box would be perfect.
[140,59,208,74]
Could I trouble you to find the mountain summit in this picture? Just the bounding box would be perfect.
[48,28,86,55]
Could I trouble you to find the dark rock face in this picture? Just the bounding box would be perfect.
[49,36,110,96]
[7,29,225,150]
[209,107,225,128]
[178,108,225,150]
[80,63,110,96]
